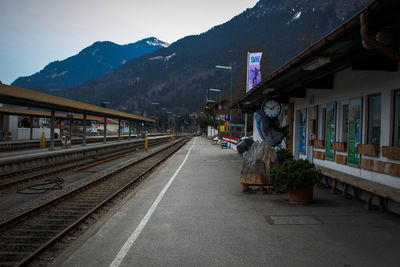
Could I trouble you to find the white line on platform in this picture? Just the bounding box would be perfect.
[109,137,197,267]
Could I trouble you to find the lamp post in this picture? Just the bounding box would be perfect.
[167,111,172,131]
[209,88,222,134]
[216,65,233,148]
[152,102,159,132]
[209,88,222,109]
[119,107,127,140]
[161,108,168,132]
[101,101,110,108]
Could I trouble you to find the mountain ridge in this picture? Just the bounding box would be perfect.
[18,0,372,115]
[11,37,169,91]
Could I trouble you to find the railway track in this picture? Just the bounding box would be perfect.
[0,137,190,266]
[0,136,131,152]
[0,134,167,152]
[0,137,171,190]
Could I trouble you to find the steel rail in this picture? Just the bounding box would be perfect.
[0,136,168,178]
[17,137,189,266]
[0,137,190,266]
[0,137,171,190]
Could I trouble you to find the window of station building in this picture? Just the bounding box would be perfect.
[319,107,326,140]
[298,109,307,155]
[394,90,400,146]
[367,94,381,145]
[325,102,336,160]
[348,97,362,165]
[340,103,349,142]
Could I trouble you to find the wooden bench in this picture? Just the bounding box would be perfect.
[315,165,400,210]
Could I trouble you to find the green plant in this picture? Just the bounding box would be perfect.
[276,148,294,164]
[269,159,321,192]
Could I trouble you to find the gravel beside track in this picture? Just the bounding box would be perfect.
[0,137,170,190]
[0,137,190,266]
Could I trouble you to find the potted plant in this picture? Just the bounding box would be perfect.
[269,159,321,204]
[276,148,294,164]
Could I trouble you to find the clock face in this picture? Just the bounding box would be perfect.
[261,99,281,118]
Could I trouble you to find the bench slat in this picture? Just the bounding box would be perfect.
[316,165,400,204]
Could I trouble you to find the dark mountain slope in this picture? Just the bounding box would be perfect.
[53,0,372,114]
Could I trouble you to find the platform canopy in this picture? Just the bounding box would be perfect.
[0,106,102,121]
[0,84,154,123]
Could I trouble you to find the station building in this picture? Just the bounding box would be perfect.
[238,0,400,212]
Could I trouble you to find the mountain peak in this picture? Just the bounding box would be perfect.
[142,37,170,48]
[12,37,169,90]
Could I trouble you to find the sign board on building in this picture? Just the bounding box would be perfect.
[325,102,336,160]
[348,98,362,165]
[246,52,263,93]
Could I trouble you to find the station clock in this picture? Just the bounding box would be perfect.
[261,99,281,118]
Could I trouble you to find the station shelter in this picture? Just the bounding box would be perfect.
[237,0,400,213]
[0,84,154,147]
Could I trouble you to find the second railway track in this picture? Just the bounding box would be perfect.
[0,136,171,190]
[0,137,191,266]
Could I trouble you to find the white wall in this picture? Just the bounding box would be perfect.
[16,128,61,140]
[207,126,218,137]
[292,67,400,189]
[8,115,18,140]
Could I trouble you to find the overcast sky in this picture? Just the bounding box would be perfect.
[0,0,259,84]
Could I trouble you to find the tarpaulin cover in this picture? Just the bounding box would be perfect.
[240,141,278,185]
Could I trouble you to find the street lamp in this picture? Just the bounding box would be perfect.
[160,108,168,131]
[216,65,233,147]
[100,101,111,107]
[152,102,159,131]
[209,88,222,109]
[167,111,173,132]
[118,107,127,138]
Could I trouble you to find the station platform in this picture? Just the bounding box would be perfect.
[0,135,169,172]
[54,137,400,267]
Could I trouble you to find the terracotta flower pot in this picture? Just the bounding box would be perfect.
[289,185,314,204]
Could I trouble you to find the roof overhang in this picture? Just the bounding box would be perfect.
[0,84,155,123]
[0,107,110,121]
[237,0,400,112]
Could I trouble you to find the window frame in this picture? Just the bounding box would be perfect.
[318,105,326,140]
[367,94,381,145]
[393,90,400,146]
[347,97,363,167]
[298,109,307,155]
[339,101,349,143]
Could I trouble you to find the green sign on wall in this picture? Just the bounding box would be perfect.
[325,103,336,160]
[347,98,362,165]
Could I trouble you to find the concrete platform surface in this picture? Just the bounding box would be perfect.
[56,137,400,267]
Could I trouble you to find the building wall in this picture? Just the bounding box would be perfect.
[292,67,400,189]
[16,128,61,140]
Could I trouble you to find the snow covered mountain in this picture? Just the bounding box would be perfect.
[11,37,169,91]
